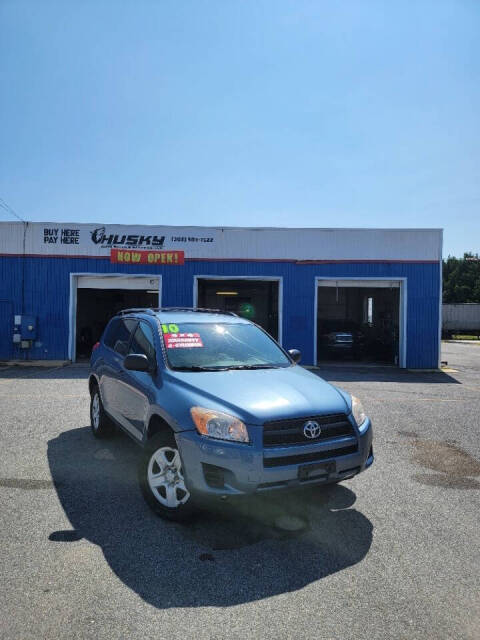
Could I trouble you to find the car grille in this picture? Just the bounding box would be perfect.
[263,413,354,447]
[263,444,358,468]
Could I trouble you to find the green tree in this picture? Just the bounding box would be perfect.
[443,253,480,303]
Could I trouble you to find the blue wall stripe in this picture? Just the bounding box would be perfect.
[0,256,440,367]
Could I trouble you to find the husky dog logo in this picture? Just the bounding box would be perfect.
[90,227,106,244]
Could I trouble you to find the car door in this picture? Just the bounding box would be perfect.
[100,317,138,424]
[117,321,158,438]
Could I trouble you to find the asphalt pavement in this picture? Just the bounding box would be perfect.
[0,342,479,639]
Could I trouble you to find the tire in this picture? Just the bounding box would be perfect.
[90,385,115,439]
[138,431,196,522]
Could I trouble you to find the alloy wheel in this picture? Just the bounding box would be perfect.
[147,446,190,509]
[91,393,100,431]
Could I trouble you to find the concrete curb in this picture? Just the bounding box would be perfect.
[0,360,71,367]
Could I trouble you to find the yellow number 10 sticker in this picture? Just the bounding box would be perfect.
[161,323,179,334]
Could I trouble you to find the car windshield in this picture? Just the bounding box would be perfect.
[160,322,292,371]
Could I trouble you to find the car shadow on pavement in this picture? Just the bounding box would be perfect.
[47,427,373,608]
[312,366,460,385]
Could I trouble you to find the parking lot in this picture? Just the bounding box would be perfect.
[0,342,479,640]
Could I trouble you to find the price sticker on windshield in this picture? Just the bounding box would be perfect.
[164,333,204,349]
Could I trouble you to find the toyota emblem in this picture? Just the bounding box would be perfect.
[303,420,321,439]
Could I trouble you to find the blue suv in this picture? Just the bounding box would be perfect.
[89,308,373,520]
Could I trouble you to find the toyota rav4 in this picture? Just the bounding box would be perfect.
[89,308,374,520]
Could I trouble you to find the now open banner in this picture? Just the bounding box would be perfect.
[110,248,184,265]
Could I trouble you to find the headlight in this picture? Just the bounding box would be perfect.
[190,407,249,443]
[351,395,368,431]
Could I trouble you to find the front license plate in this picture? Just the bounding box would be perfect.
[298,460,336,480]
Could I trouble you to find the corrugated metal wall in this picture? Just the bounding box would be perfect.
[0,256,441,367]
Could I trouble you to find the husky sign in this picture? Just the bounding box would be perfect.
[91,226,166,250]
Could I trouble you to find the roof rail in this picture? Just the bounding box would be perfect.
[117,307,238,317]
[117,307,157,316]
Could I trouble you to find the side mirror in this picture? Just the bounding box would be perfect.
[124,353,153,372]
[288,349,302,364]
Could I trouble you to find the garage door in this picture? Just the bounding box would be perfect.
[196,278,281,341]
[71,275,161,361]
[316,279,405,367]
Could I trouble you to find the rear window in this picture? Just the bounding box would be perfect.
[320,320,358,333]
[103,318,137,355]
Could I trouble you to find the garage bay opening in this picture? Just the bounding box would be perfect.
[74,275,160,360]
[316,280,401,366]
[197,278,280,340]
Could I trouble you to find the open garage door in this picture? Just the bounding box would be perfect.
[195,277,281,341]
[316,279,404,367]
[71,275,161,361]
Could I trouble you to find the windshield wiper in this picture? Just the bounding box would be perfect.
[172,364,278,371]
[227,364,276,370]
[172,365,230,372]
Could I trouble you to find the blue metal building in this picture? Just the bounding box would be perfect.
[0,223,442,368]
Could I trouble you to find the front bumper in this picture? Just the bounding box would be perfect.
[176,417,373,498]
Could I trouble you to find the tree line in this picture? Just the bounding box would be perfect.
[443,253,480,303]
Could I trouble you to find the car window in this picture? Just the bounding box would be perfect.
[103,318,137,356]
[161,322,291,371]
[129,322,156,362]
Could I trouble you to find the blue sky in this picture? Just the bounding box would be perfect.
[1,0,478,257]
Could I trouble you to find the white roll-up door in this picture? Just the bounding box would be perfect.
[77,275,160,290]
[317,280,400,288]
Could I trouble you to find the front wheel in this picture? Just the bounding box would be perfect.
[138,432,196,521]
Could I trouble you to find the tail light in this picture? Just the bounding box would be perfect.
[92,342,100,352]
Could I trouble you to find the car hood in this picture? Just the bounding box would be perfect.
[167,365,350,425]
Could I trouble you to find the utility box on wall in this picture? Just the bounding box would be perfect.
[13,315,37,347]
[20,315,37,340]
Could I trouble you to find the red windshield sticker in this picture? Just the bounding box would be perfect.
[164,333,204,349]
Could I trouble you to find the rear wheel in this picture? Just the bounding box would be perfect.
[90,386,115,439]
[139,431,195,521]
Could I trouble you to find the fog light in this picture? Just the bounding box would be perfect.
[203,464,225,488]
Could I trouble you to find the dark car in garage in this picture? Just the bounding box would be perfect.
[318,320,365,360]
